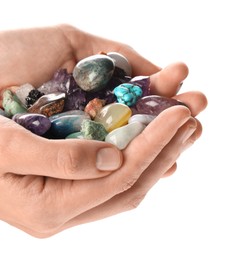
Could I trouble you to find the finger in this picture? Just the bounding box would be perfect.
[150,62,189,97]
[9,164,177,238]
[0,116,123,179]
[56,106,192,217]
[116,47,161,76]
[66,25,161,76]
[2,106,192,237]
[161,163,177,178]
[53,118,198,232]
[174,91,208,116]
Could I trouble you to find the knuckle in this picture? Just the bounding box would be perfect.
[55,145,80,177]
[126,192,147,210]
[119,176,138,192]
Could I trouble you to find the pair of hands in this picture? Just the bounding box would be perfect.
[0,24,207,238]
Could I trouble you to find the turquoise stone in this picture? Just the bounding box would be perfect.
[73,54,115,92]
[2,89,27,117]
[81,119,108,141]
[107,52,132,76]
[50,112,90,138]
[114,83,143,106]
[105,121,146,150]
[128,114,156,125]
[94,103,132,132]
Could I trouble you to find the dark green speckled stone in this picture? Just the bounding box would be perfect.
[73,54,115,92]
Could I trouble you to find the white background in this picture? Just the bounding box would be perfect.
[1,0,237,259]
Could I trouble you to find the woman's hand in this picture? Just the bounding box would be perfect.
[0,24,207,237]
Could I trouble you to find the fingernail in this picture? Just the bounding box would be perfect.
[96,147,122,171]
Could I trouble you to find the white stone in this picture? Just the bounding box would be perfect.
[128,114,156,125]
[15,83,34,106]
[107,52,132,76]
[105,121,146,150]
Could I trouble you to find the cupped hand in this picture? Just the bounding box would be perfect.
[0,24,207,237]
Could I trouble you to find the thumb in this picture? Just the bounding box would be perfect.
[0,116,123,179]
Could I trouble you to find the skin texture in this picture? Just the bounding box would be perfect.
[0,24,207,238]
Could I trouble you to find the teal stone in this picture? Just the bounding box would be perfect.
[2,89,27,117]
[73,54,115,92]
[114,83,143,106]
[49,110,87,120]
[81,119,108,141]
[105,121,146,150]
[66,131,84,139]
[50,112,90,138]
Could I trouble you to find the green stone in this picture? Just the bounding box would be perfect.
[81,119,108,141]
[73,54,115,92]
[2,89,27,117]
[66,131,84,139]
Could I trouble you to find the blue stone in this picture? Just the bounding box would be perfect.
[50,112,90,138]
[49,110,87,120]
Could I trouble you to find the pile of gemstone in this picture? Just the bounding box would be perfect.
[0,52,185,149]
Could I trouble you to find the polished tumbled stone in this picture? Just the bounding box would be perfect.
[130,76,151,97]
[73,54,115,92]
[50,112,90,138]
[66,131,84,139]
[49,109,87,120]
[84,98,105,119]
[81,119,108,141]
[12,113,51,136]
[107,52,132,76]
[0,108,5,116]
[0,108,7,116]
[114,83,143,106]
[2,89,27,116]
[28,92,65,117]
[128,114,156,125]
[136,95,186,116]
[105,121,146,150]
[94,103,132,132]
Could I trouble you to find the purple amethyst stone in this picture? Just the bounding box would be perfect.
[12,113,51,136]
[135,95,187,116]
